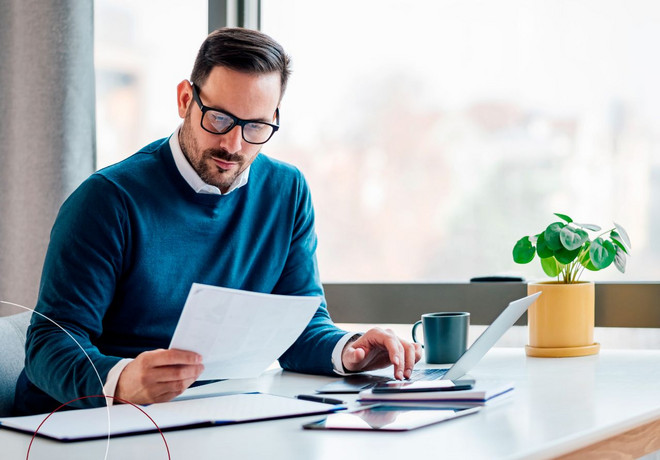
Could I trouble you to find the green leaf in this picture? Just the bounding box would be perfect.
[610,232,629,254]
[589,238,616,269]
[613,222,632,249]
[578,242,599,271]
[614,245,627,273]
[554,246,581,264]
[536,233,554,258]
[554,213,573,223]
[573,222,602,232]
[513,237,535,264]
[544,222,565,251]
[581,257,599,271]
[540,257,562,277]
[559,227,588,251]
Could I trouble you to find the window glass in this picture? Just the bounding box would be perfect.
[262,0,660,282]
[94,0,207,169]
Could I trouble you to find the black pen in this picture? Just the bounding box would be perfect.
[295,394,346,405]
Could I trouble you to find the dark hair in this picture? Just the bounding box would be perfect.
[190,27,292,98]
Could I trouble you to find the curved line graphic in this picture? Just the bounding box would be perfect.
[2,300,170,459]
[26,395,170,460]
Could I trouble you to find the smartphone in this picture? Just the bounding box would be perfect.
[371,379,475,393]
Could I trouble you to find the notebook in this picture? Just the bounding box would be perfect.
[0,393,340,442]
[357,380,515,404]
[317,292,540,393]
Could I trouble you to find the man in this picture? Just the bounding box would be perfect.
[14,28,420,415]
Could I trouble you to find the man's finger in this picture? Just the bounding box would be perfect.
[402,341,417,379]
[152,363,205,384]
[414,342,423,360]
[149,376,200,402]
[143,348,203,368]
[342,346,366,370]
[161,375,199,396]
[382,334,405,379]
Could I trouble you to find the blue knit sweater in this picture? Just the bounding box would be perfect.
[15,137,346,415]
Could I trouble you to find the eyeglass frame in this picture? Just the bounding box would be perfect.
[190,82,280,145]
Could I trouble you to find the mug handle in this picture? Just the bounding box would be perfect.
[411,320,424,348]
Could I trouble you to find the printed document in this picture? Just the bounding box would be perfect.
[169,283,321,380]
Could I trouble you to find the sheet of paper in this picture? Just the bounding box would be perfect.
[169,283,321,380]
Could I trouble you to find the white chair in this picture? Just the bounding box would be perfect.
[0,311,31,416]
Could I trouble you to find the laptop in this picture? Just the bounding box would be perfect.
[317,292,541,393]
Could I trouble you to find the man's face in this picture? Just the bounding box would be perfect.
[177,66,281,193]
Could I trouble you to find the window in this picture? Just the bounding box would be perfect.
[94,0,207,168]
[94,1,660,283]
[261,0,660,282]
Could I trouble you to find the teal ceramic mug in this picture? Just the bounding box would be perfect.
[412,312,469,364]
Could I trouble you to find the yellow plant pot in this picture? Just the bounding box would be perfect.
[525,281,600,357]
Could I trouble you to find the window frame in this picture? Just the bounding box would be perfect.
[208,0,260,31]
[323,282,660,327]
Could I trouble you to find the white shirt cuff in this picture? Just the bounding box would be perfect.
[331,332,362,375]
[103,358,133,406]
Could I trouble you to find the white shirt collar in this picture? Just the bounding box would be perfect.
[169,125,250,195]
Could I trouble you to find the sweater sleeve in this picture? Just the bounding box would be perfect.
[275,173,348,375]
[24,175,127,409]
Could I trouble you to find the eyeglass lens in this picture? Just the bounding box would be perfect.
[202,110,275,144]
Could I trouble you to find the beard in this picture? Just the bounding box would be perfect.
[178,110,245,192]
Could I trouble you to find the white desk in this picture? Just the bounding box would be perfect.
[3,348,660,460]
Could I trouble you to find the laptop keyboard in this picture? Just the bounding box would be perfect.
[407,368,448,382]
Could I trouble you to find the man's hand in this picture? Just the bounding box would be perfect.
[115,349,204,405]
[341,328,422,380]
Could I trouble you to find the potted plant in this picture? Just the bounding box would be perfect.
[512,213,631,357]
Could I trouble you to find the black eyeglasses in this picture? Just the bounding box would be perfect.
[191,83,280,145]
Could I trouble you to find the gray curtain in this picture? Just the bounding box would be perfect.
[0,0,95,315]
